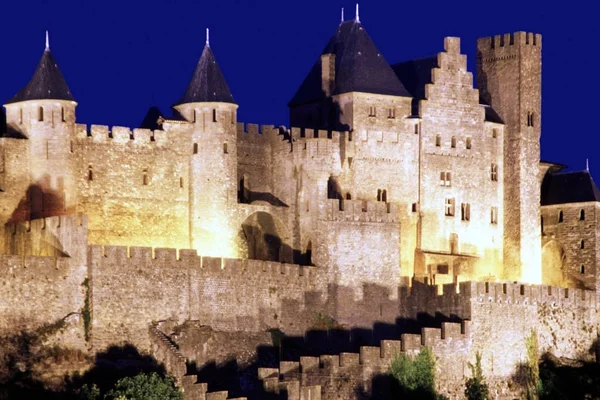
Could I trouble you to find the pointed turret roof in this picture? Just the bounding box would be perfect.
[6,36,75,104]
[289,19,410,107]
[174,39,235,106]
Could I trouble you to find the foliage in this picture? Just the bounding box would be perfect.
[525,330,542,399]
[101,372,182,400]
[464,352,489,400]
[311,312,345,330]
[389,347,447,399]
[537,353,600,399]
[82,278,92,342]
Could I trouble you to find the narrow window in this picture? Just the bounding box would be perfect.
[38,106,44,122]
[444,198,455,217]
[491,207,498,224]
[581,239,585,249]
[388,108,395,119]
[61,107,66,122]
[580,209,585,221]
[231,110,235,124]
[179,177,184,188]
[491,164,498,181]
[558,211,563,223]
[70,141,74,153]
[580,265,585,274]
[346,193,352,200]
[541,216,544,233]
[19,108,23,124]
[414,124,419,135]
[377,189,382,201]
[492,129,498,139]
[223,142,228,154]
[382,189,387,202]
[193,143,198,154]
[412,203,417,212]
[212,109,217,122]
[451,136,456,148]
[530,112,535,128]
[87,166,93,181]
[461,203,470,221]
[435,135,441,147]
[143,169,149,186]
[466,137,472,150]
[368,106,376,117]
[440,172,451,187]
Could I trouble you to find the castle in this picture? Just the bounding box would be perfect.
[1,8,599,400]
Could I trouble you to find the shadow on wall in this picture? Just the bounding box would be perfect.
[241,211,293,264]
[8,181,71,223]
[0,108,6,135]
[238,175,288,208]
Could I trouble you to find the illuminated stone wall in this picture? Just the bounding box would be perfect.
[541,202,599,289]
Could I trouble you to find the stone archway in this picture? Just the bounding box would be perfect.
[542,240,566,286]
[241,211,292,263]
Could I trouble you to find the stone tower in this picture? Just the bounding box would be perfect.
[173,33,239,257]
[477,32,542,283]
[3,33,78,219]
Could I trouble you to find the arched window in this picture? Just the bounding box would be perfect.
[345,193,352,200]
[87,166,93,181]
[451,136,456,148]
[579,209,585,221]
[558,210,563,223]
[580,265,585,274]
[143,168,149,186]
[580,239,585,249]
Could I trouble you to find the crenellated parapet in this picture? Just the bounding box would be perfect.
[322,198,399,223]
[478,32,541,57]
[74,124,177,147]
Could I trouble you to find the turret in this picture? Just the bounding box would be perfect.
[3,32,78,218]
[174,30,239,257]
[477,32,542,283]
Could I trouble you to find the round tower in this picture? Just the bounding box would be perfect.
[3,32,78,219]
[173,30,239,257]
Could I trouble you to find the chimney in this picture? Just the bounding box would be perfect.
[321,54,335,97]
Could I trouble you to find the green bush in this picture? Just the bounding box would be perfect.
[79,372,182,400]
[389,346,447,399]
[465,352,489,400]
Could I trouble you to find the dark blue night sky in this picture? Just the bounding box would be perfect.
[0,0,597,175]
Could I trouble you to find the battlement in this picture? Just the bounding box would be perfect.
[477,32,542,53]
[259,320,468,381]
[289,127,347,142]
[89,245,317,283]
[470,281,595,308]
[5,213,88,236]
[75,124,174,147]
[323,199,399,223]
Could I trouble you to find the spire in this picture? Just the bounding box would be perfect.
[174,36,236,106]
[5,36,75,104]
[206,28,210,47]
[355,3,360,23]
[341,7,344,24]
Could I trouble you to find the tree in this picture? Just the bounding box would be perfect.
[389,346,447,399]
[465,352,489,400]
[80,372,182,400]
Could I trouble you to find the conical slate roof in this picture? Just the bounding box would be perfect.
[289,20,410,106]
[174,44,235,106]
[6,48,75,104]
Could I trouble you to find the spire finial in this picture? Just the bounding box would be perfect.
[45,30,49,50]
[206,28,210,47]
[586,158,590,172]
[341,7,344,24]
[355,3,360,23]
